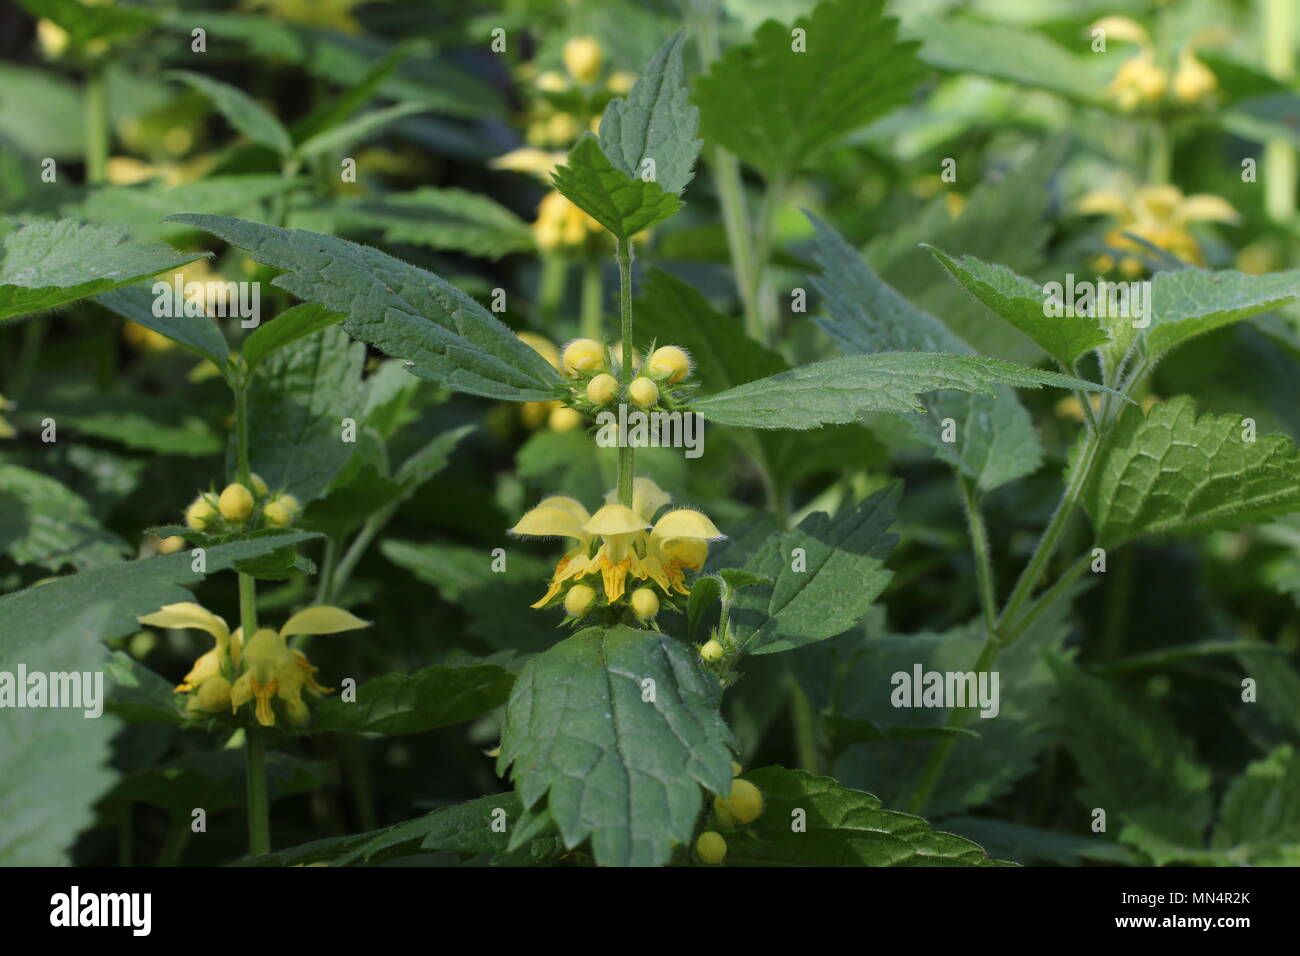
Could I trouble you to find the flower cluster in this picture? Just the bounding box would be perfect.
[511,476,723,623]
[139,602,368,727]
[183,473,302,537]
[696,765,765,865]
[1077,183,1238,275]
[1094,17,1223,111]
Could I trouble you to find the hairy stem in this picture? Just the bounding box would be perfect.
[244,727,271,855]
[959,477,998,639]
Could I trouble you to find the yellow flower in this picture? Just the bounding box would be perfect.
[1173,49,1216,103]
[563,36,604,86]
[533,191,602,250]
[586,373,619,405]
[629,376,659,409]
[490,148,567,181]
[218,482,255,522]
[696,831,727,865]
[1077,183,1238,274]
[510,477,722,608]
[139,602,368,727]
[0,395,15,440]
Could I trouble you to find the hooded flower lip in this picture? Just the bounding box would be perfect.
[139,602,368,727]
[510,477,724,609]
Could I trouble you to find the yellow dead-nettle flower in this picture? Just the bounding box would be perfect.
[563,36,604,86]
[533,190,603,251]
[511,477,723,607]
[139,603,368,727]
[1077,184,1238,275]
[490,148,567,181]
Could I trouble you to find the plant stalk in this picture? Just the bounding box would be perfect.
[84,62,108,185]
[616,238,635,508]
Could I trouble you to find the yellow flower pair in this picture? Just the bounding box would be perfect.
[511,477,722,608]
[1077,183,1238,275]
[138,602,368,727]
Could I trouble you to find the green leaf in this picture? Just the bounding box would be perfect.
[242,302,344,368]
[733,484,898,655]
[686,575,722,643]
[692,0,926,176]
[597,30,700,196]
[497,624,735,867]
[0,531,319,644]
[924,245,1110,368]
[552,135,682,240]
[309,188,535,259]
[691,352,1123,430]
[1050,657,1212,854]
[245,792,562,867]
[0,219,205,323]
[295,102,430,160]
[19,384,222,456]
[167,70,292,157]
[95,284,231,368]
[0,464,129,571]
[241,324,366,503]
[165,214,562,402]
[1212,745,1300,864]
[102,652,186,724]
[0,604,121,865]
[1143,267,1300,364]
[313,663,513,735]
[291,40,423,144]
[14,0,156,47]
[1079,396,1300,546]
[727,768,1005,866]
[807,214,1042,491]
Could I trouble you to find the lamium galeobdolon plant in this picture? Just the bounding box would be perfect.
[4,0,1300,872]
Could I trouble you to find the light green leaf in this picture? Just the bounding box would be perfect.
[168,70,292,157]
[1144,267,1300,363]
[102,652,186,724]
[71,175,302,242]
[728,768,1005,866]
[242,302,344,368]
[95,284,231,368]
[497,624,735,867]
[0,464,129,571]
[1050,657,1212,854]
[691,352,1123,430]
[291,40,423,144]
[20,384,222,456]
[597,30,700,195]
[0,605,121,865]
[166,214,562,401]
[734,484,899,655]
[241,324,365,503]
[313,663,513,735]
[924,245,1110,368]
[552,135,682,240]
[295,102,430,159]
[0,220,205,323]
[1213,745,1300,865]
[1079,396,1300,546]
[692,0,925,176]
[0,531,318,643]
[807,214,1042,491]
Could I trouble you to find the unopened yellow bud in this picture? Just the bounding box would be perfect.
[731,760,743,777]
[263,499,295,528]
[713,795,736,828]
[249,473,269,496]
[218,483,254,522]
[696,831,727,865]
[535,70,568,93]
[607,71,636,94]
[563,35,604,85]
[586,373,619,405]
[631,588,659,621]
[564,584,597,616]
[629,377,658,408]
[549,406,584,431]
[700,639,724,663]
[196,676,232,713]
[724,778,764,824]
[185,495,216,530]
[562,338,605,374]
[648,346,690,383]
[156,535,186,555]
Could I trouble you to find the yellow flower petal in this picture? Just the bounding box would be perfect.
[604,477,671,522]
[651,509,723,542]
[1090,16,1150,46]
[138,602,230,646]
[1075,190,1129,218]
[1178,194,1239,224]
[279,606,370,638]
[584,503,650,536]
[511,500,592,539]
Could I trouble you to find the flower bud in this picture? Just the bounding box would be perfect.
[263,498,296,528]
[696,831,727,865]
[249,473,269,496]
[700,639,724,663]
[562,338,605,374]
[586,372,619,405]
[564,584,597,616]
[218,483,255,522]
[630,588,659,621]
[156,534,186,555]
[723,778,764,824]
[185,495,216,530]
[648,345,690,383]
[196,676,232,713]
[629,377,659,409]
[549,406,584,432]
